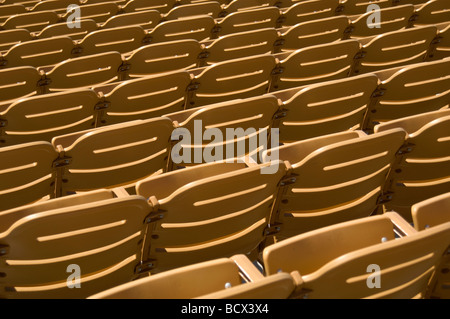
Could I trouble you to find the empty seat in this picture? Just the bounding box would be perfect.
[1,36,74,68]
[279,16,350,52]
[147,15,215,43]
[165,95,281,165]
[0,189,149,298]
[135,160,285,273]
[203,28,279,65]
[0,4,27,24]
[98,70,191,125]
[0,66,41,111]
[0,141,57,212]
[277,74,379,143]
[347,5,415,39]
[0,29,31,53]
[414,0,450,26]
[263,128,406,240]
[89,257,295,299]
[279,0,340,27]
[44,51,123,92]
[125,40,203,77]
[262,214,450,298]
[215,6,280,37]
[272,39,361,91]
[51,117,173,196]
[431,23,450,60]
[122,0,177,14]
[0,89,97,146]
[223,0,279,14]
[163,1,224,20]
[2,10,60,33]
[30,0,76,14]
[37,19,98,41]
[188,54,277,108]
[101,9,161,29]
[342,0,391,15]
[63,2,120,24]
[77,25,147,56]
[353,26,438,74]
[374,109,450,221]
[365,58,450,130]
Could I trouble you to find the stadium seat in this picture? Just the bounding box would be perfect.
[30,0,76,14]
[37,19,98,41]
[122,0,177,14]
[279,0,340,27]
[62,2,120,24]
[0,66,41,110]
[1,10,60,33]
[0,4,27,24]
[0,29,31,53]
[414,0,450,26]
[101,9,161,29]
[163,1,224,20]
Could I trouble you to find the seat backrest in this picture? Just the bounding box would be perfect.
[46,51,123,91]
[223,0,278,14]
[205,28,279,65]
[432,23,450,60]
[3,10,60,33]
[0,4,27,24]
[190,54,276,107]
[263,215,450,298]
[78,25,147,55]
[52,117,174,194]
[0,141,57,212]
[63,2,119,24]
[280,16,350,52]
[4,36,74,68]
[165,95,281,165]
[263,128,406,239]
[367,58,450,130]
[102,70,191,124]
[217,6,280,36]
[349,5,415,39]
[37,19,98,41]
[122,0,177,14]
[278,74,379,143]
[356,26,438,74]
[126,39,202,77]
[412,192,450,231]
[136,161,286,272]
[281,0,340,27]
[0,29,31,53]
[101,9,161,29]
[374,109,450,220]
[343,0,391,15]
[415,0,450,26]
[30,0,75,14]
[274,39,360,90]
[164,1,223,20]
[0,89,98,145]
[0,66,40,110]
[148,15,215,43]
[0,191,149,298]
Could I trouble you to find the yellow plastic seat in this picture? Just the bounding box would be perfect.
[163,1,224,20]
[414,0,450,26]
[37,19,98,41]
[342,0,391,15]
[0,4,27,24]
[101,9,161,29]
[0,29,31,53]
[0,66,41,111]
[431,23,450,60]
[2,10,60,33]
[30,0,76,14]
[279,0,340,27]
[223,0,279,13]
[62,2,120,24]
[122,0,177,14]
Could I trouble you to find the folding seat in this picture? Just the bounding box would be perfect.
[262,214,450,298]
[164,95,281,166]
[76,25,147,55]
[413,0,450,26]
[353,26,438,74]
[187,54,277,108]
[163,1,224,20]
[0,29,31,53]
[278,0,341,27]
[214,7,280,37]
[30,0,76,14]
[271,39,361,91]
[0,189,150,298]
[342,0,391,15]
[374,109,450,221]
[0,89,98,146]
[147,15,215,43]
[278,16,350,52]
[276,74,379,143]
[430,23,450,60]
[101,9,161,29]
[411,192,450,299]
[222,0,279,14]
[37,19,98,41]
[0,66,41,111]
[0,142,58,212]
[201,28,279,66]
[346,5,415,39]
[0,4,27,24]
[124,40,203,77]
[135,160,286,273]
[88,257,296,299]
[0,36,74,68]
[43,52,123,92]
[62,2,120,24]
[51,117,173,196]
[2,10,60,33]
[262,128,406,240]
[179,0,228,5]
[122,0,177,14]
[365,58,450,131]
[98,70,192,125]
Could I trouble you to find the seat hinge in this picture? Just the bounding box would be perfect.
[273,38,285,47]
[335,4,345,14]
[197,50,210,60]
[186,82,200,92]
[264,223,282,236]
[280,175,296,186]
[396,143,415,156]
[408,13,419,24]
[118,62,131,73]
[71,46,83,55]
[344,25,355,36]
[0,118,7,128]
[142,34,153,44]
[276,15,286,26]
[37,76,52,87]
[377,192,394,205]
[0,245,10,257]
[144,211,165,224]
[354,51,367,60]
[94,99,111,111]
[52,155,72,168]
[371,87,386,98]
[0,57,7,67]
[211,24,222,35]
[431,35,443,45]
[271,66,284,76]
[218,10,227,18]
[134,259,157,274]
[273,108,288,120]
